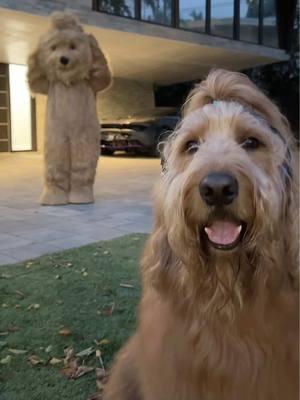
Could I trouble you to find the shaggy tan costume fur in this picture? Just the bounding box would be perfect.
[28,12,112,205]
[104,70,299,400]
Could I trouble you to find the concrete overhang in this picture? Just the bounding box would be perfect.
[0,5,289,85]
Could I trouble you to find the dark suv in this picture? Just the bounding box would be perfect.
[100,108,179,156]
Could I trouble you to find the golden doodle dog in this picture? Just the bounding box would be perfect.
[104,70,299,400]
[28,12,112,205]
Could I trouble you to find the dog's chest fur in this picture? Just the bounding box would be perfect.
[138,289,299,400]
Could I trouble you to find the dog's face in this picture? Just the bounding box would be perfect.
[161,101,290,260]
[38,29,92,83]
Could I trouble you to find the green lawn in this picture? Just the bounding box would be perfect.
[0,234,146,400]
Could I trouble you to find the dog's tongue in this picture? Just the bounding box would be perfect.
[204,221,242,246]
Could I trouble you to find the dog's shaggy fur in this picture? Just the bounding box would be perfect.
[104,70,299,400]
[28,12,112,205]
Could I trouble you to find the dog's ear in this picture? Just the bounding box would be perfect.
[27,47,49,95]
[88,34,112,94]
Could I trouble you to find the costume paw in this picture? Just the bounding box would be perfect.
[69,187,94,204]
[40,186,68,206]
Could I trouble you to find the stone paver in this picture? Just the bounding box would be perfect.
[0,153,160,265]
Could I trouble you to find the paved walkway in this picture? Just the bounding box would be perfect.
[0,153,160,265]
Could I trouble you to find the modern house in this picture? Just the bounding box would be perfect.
[0,0,296,153]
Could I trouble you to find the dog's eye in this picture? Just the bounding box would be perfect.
[241,137,261,150]
[70,43,76,50]
[51,45,56,51]
[185,140,199,154]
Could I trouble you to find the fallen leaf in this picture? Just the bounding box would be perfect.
[103,302,115,317]
[76,347,94,358]
[49,357,62,365]
[96,349,105,370]
[103,251,110,255]
[28,355,44,366]
[59,328,72,337]
[27,303,40,310]
[64,347,75,363]
[1,273,11,279]
[9,348,28,355]
[66,262,73,267]
[55,275,61,280]
[97,339,110,346]
[15,290,25,298]
[7,325,19,332]
[0,355,12,365]
[82,271,88,277]
[45,345,53,353]
[119,283,134,289]
[95,368,106,380]
[61,363,94,379]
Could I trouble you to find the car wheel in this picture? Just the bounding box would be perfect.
[102,149,114,156]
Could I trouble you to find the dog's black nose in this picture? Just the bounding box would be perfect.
[60,56,69,65]
[199,172,238,206]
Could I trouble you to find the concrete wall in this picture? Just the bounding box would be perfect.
[97,78,155,121]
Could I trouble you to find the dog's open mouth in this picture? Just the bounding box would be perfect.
[203,220,244,250]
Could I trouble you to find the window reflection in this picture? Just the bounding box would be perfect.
[98,0,135,18]
[179,0,206,32]
[141,0,172,25]
[211,0,234,38]
[240,0,259,43]
[262,0,278,47]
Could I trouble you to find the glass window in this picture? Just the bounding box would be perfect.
[263,0,278,47]
[240,0,259,43]
[211,0,234,38]
[98,0,135,18]
[141,0,172,25]
[179,0,206,32]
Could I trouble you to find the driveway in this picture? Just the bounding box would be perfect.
[0,153,160,265]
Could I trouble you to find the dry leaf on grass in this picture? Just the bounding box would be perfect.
[59,328,72,336]
[7,325,19,332]
[119,283,134,289]
[49,357,62,365]
[102,302,115,317]
[0,355,12,365]
[45,345,53,353]
[76,347,94,358]
[64,347,75,363]
[61,361,94,379]
[28,355,44,366]
[9,348,28,355]
[1,273,11,279]
[87,368,108,400]
[27,303,40,310]
[94,339,110,346]
[15,290,25,298]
